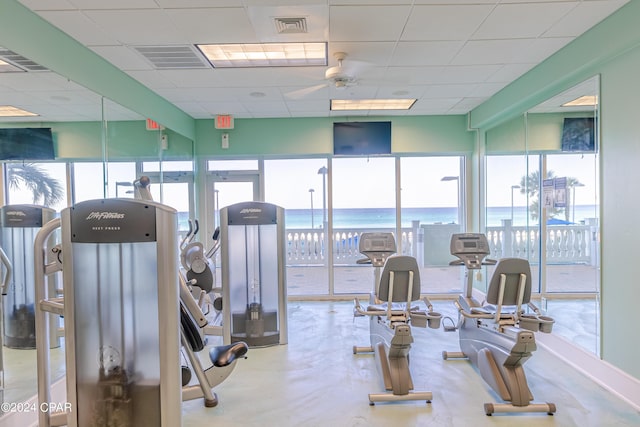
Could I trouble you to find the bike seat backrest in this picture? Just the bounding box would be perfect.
[377,255,421,303]
[485,258,532,306]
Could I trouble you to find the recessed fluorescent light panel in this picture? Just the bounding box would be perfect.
[0,59,24,73]
[562,95,598,107]
[331,99,416,111]
[196,42,327,68]
[0,106,39,117]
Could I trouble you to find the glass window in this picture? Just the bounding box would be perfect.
[485,154,540,291]
[264,159,329,296]
[73,162,137,202]
[5,162,67,211]
[332,157,395,294]
[544,153,599,294]
[400,156,464,293]
[208,160,259,171]
[143,160,194,172]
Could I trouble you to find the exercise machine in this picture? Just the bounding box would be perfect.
[133,178,248,408]
[219,201,287,347]
[353,232,441,405]
[442,233,556,415]
[179,270,247,408]
[0,246,11,403]
[0,204,60,349]
[35,198,182,427]
[179,219,222,331]
[34,197,247,426]
[178,223,248,408]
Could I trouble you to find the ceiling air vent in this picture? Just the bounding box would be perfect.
[134,45,210,69]
[274,17,308,34]
[0,47,48,71]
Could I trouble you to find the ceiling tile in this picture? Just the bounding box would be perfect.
[472,2,577,40]
[329,5,411,42]
[391,41,465,66]
[402,4,494,41]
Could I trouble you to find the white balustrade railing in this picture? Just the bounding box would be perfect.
[486,219,598,265]
[287,219,599,267]
[286,228,414,266]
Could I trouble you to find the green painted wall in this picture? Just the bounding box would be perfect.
[486,112,595,154]
[195,115,473,157]
[597,43,640,380]
[470,0,640,380]
[485,116,525,154]
[1,121,192,161]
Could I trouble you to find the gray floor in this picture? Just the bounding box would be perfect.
[180,301,639,427]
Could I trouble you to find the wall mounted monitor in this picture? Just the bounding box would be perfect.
[561,117,595,152]
[333,121,391,156]
[0,127,55,160]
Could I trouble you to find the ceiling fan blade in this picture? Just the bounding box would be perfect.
[285,83,328,100]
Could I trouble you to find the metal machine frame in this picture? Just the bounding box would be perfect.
[353,232,441,405]
[442,233,556,416]
[35,199,181,427]
[1,204,60,350]
[219,201,287,347]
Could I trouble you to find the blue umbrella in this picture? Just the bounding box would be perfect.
[547,217,574,225]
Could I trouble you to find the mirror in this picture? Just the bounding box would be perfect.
[525,75,600,355]
[483,76,600,356]
[0,73,194,407]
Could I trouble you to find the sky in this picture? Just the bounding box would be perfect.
[7,153,597,213]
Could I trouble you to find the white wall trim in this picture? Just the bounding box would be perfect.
[537,332,640,411]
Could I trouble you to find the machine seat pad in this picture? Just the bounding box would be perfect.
[209,342,248,368]
[471,304,518,318]
[367,302,419,314]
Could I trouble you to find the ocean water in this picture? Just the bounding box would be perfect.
[284,205,598,229]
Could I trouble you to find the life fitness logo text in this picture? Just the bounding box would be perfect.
[239,208,262,214]
[6,210,27,217]
[86,212,125,220]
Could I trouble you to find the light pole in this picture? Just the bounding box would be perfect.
[309,188,315,228]
[441,176,460,224]
[572,183,585,223]
[511,185,521,223]
[317,166,328,229]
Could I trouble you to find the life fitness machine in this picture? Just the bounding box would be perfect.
[219,201,287,347]
[179,219,224,335]
[442,233,556,415]
[134,177,247,408]
[35,199,182,427]
[353,232,441,405]
[177,219,248,406]
[0,245,10,404]
[0,204,61,350]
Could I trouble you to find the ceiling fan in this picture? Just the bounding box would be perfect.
[285,52,367,99]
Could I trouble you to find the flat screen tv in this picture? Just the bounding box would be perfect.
[333,121,391,156]
[561,117,595,152]
[0,127,55,160]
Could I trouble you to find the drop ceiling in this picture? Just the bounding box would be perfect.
[0,0,629,122]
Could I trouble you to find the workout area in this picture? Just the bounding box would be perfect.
[2,1,640,426]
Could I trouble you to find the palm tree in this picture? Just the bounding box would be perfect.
[5,163,64,207]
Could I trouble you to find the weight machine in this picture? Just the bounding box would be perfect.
[34,197,247,427]
[219,201,287,347]
[1,204,60,350]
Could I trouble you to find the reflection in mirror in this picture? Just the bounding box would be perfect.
[527,76,600,356]
[1,74,194,410]
[485,76,600,356]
